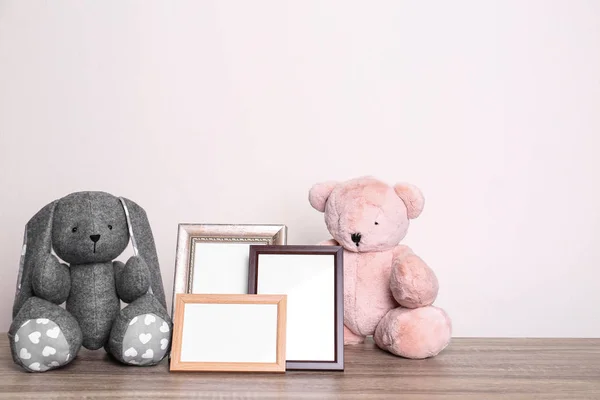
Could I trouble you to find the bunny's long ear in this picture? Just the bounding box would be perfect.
[13,200,57,318]
[120,197,167,310]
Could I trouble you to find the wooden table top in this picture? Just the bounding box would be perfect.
[0,336,598,399]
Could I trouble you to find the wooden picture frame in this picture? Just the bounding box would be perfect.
[170,294,287,372]
[248,245,344,371]
[172,224,287,316]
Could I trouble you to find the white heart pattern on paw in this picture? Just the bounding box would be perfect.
[122,314,170,366]
[19,348,32,360]
[42,346,56,357]
[28,332,41,344]
[28,362,41,371]
[129,317,138,326]
[139,333,152,344]
[124,347,138,357]
[16,319,70,372]
[46,327,60,339]
[141,349,154,359]
[159,322,169,333]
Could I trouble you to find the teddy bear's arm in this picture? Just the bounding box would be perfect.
[390,245,439,308]
[114,256,150,304]
[32,254,71,304]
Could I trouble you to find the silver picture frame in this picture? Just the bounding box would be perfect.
[172,224,287,316]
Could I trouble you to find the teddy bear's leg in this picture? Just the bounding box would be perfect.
[344,325,365,345]
[8,297,82,372]
[374,306,451,359]
[106,293,172,366]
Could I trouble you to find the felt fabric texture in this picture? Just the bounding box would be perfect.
[114,258,151,304]
[105,293,172,365]
[9,191,171,372]
[67,262,121,350]
[31,254,70,305]
[310,176,451,359]
[8,297,82,372]
[122,198,168,310]
[13,201,58,318]
[52,192,130,265]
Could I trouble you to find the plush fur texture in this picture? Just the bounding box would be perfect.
[310,176,451,359]
[9,192,172,372]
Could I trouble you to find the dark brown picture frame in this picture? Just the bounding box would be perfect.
[248,245,344,371]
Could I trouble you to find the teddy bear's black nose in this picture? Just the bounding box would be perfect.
[351,233,362,246]
[90,234,101,243]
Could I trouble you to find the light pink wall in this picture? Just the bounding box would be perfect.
[1,0,599,337]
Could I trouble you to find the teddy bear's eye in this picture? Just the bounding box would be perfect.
[374,222,379,225]
[72,227,78,233]
[108,225,113,230]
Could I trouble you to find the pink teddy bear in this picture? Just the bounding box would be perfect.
[309,176,451,359]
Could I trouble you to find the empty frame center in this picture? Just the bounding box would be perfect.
[180,302,278,363]
[192,241,266,294]
[257,254,335,362]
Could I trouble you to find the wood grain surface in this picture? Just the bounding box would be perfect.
[0,336,599,399]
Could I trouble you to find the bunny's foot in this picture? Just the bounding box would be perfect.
[8,297,82,372]
[106,294,172,366]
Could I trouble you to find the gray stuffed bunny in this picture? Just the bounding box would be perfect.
[8,192,172,372]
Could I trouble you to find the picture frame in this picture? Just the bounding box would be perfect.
[170,294,287,372]
[248,245,344,371]
[172,224,287,315]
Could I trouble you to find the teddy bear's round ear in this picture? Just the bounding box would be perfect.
[394,183,425,219]
[309,181,338,212]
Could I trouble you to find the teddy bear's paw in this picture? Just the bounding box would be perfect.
[374,306,451,359]
[391,254,439,308]
[121,314,171,366]
[12,319,73,372]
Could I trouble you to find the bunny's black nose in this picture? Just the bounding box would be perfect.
[90,234,101,243]
[351,233,362,246]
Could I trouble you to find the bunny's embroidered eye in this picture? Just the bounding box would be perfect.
[374,222,379,225]
[108,225,113,230]
[72,227,78,233]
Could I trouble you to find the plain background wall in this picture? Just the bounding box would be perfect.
[1,0,599,337]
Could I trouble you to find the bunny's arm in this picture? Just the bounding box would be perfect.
[32,254,71,304]
[114,256,150,304]
[390,245,439,308]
